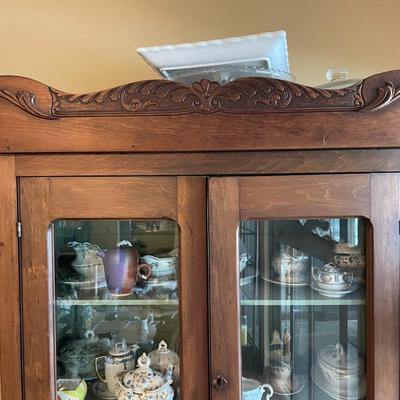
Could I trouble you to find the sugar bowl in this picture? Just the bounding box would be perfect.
[115,353,174,400]
[148,340,179,380]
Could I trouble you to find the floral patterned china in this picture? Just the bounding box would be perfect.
[148,340,179,380]
[59,331,111,380]
[115,353,174,400]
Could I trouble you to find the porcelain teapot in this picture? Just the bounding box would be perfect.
[95,339,140,394]
[312,262,353,291]
[115,353,174,400]
[272,245,308,284]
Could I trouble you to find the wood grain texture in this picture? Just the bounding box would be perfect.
[177,177,209,400]
[209,178,241,400]
[1,70,400,120]
[239,175,371,220]
[15,149,400,177]
[3,103,400,153]
[370,174,400,400]
[20,176,209,399]
[20,178,54,400]
[48,177,177,220]
[0,156,21,400]
[2,71,400,153]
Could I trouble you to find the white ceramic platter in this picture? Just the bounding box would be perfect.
[137,31,290,83]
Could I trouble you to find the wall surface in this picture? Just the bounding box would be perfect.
[1,0,399,92]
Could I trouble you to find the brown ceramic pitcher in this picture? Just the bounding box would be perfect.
[97,240,152,296]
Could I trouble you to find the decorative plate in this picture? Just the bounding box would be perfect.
[137,31,291,84]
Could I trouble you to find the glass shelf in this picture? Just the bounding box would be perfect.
[240,279,365,306]
[241,298,365,306]
[56,299,179,306]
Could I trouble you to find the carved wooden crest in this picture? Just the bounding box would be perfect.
[1,72,400,119]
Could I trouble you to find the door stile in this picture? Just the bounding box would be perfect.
[209,178,241,400]
[370,173,400,400]
[177,177,209,400]
[0,156,22,400]
[20,178,54,400]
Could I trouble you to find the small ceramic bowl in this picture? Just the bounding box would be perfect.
[141,255,178,278]
[56,379,87,400]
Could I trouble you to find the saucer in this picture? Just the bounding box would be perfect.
[310,282,357,298]
[92,380,117,400]
[60,278,107,290]
[264,368,304,396]
[311,365,366,400]
[261,275,308,287]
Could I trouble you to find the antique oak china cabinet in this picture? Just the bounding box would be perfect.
[0,71,399,400]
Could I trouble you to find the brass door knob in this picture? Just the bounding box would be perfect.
[212,374,228,391]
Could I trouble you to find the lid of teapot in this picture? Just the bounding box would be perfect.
[148,340,179,365]
[109,339,132,357]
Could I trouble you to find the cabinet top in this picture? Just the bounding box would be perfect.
[1,70,400,153]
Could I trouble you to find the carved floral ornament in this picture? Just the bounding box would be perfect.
[0,76,400,119]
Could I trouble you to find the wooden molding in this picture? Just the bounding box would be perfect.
[1,70,400,120]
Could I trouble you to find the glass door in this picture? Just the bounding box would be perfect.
[20,177,208,400]
[209,175,400,400]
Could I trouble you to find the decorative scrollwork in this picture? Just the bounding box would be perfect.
[0,89,54,119]
[50,78,365,117]
[3,74,400,119]
[363,81,400,110]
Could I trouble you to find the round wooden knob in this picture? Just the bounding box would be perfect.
[212,374,228,391]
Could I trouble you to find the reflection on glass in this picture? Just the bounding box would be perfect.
[54,220,179,400]
[240,218,367,400]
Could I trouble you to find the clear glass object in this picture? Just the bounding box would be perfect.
[239,218,367,400]
[318,66,362,89]
[53,219,180,399]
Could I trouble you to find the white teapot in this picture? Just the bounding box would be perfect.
[95,340,140,394]
[115,353,174,400]
[312,263,353,291]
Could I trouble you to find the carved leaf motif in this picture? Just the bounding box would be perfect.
[0,89,54,119]
[363,81,400,110]
[50,77,366,117]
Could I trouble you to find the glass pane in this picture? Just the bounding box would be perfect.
[53,220,180,400]
[240,218,367,400]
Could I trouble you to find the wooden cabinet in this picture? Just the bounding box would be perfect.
[0,72,400,400]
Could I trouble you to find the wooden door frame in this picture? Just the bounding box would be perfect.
[209,174,399,400]
[0,156,22,400]
[19,176,208,400]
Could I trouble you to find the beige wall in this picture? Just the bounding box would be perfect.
[1,0,399,92]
